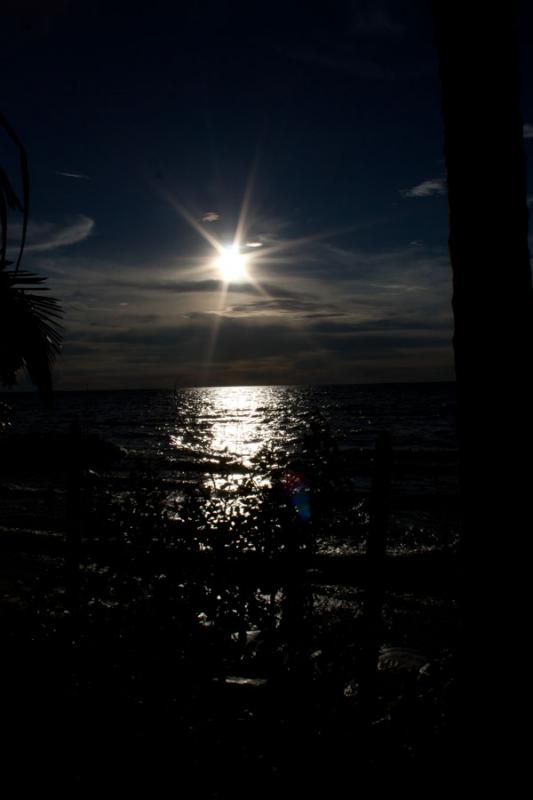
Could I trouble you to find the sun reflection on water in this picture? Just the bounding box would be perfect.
[170,386,289,509]
[207,386,278,466]
[205,386,285,501]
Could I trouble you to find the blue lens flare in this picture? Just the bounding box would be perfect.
[282,471,311,522]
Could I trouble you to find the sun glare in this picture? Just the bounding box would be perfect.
[217,245,248,283]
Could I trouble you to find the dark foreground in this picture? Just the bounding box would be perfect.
[0,430,462,794]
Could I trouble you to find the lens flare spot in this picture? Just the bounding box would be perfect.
[282,471,312,522]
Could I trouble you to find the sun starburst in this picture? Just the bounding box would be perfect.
[217,245,248,283]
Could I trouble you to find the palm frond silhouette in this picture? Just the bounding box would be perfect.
[0,112,63,398]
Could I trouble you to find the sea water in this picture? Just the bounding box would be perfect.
[1,383,459,555]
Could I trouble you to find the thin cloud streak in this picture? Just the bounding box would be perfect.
[55,171,91,180]
[401,178,446,198]
[9,215,95,253]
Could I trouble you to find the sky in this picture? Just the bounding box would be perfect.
[2,0,533,389]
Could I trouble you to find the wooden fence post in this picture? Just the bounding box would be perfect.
[359,431,392,727]
[66,420,82,614]
[365,430,392,626]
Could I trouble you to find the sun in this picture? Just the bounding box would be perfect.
[217,245,248,283]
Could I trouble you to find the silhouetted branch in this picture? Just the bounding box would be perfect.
[0,115,63,397]
[0,112,29,272]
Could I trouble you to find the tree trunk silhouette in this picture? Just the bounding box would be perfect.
[433,3,532,782]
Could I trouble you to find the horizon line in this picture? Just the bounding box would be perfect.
[1,379,456,394]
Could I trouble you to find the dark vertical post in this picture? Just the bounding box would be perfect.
[66,420,82,613]
[359,431,391,729]
[433,2,532,780]
[365,430,391,627]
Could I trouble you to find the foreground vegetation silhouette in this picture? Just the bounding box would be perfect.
[0,113,63,402]
[1,418,459,793]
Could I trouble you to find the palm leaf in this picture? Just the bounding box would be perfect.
[0,166,24,215]
[1,115,63,399]
[0,269,63,398]
[0,112,29,272]
[0,190,6,267]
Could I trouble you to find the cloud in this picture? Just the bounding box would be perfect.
[309,316,452,335]
[59,310,453,389]
[350,4,406,37]
[55,171,91,180]
[224,298,341,316]
[42,236,453,340]
[34,232,455,389]
[260,237,451,293]
[401,179,446,198]
[201,211,220,222]
[279,18,431,84]
[11,215,95,253]
[104,276,308,300]
[283,42,417,81]
[524,124,533,139]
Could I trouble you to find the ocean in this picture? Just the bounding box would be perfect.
[1,382,460,773]
[1,383,459,556]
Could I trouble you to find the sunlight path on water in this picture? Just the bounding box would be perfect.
[170,386,287,516]
[208,386,283,467]
[169,386,292,505]
[204,386,288,500]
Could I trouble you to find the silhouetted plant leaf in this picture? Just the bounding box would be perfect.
[0,190,6,267]
[0,166,24,210]
[1,116,63,397]
[0,268,63,397]
[0,112,29,272]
